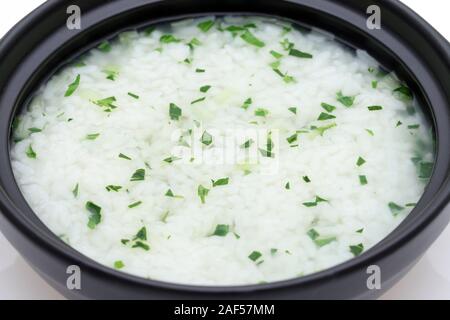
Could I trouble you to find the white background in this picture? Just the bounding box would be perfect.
[1,0,450,300]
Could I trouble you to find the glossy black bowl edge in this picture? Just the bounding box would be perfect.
[0,0,450,299]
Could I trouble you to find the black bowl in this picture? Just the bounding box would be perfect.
[1,0,450,300]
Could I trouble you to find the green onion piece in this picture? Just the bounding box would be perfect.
[86,201,102,229]
[197,185,210,204]
[248,251,262,261]
[26,145,36,159]
[169,103,182,120]
[288,107,297,114]
[368,105,383,111]
[212,178,229,187]
[349,243,364,256]
[197,20,215,32]
[132,241,149,251]
[86,133,100,140]
[191,97,206,105]
[200,85,211,93]
[307,228,319,240]
[114,260,125,269]
[106,185,122,192]
[130,169,145,181]
[98,41,111,52]
[254,108,269,117]
[128,201,142,209]
[64,74,81,97]
[321,103,336,113]
[212,224,230,237]
[317,112,336,121]
[289,48,313,59]
[201,131,213,146]
[388,202,405,216]
[356,156,366,167]
[359,175,368,185]
[314,237,336,247]
[72,183,79,197]
[336,91,355,107]
[160,34,181,43]
[240,30,265,47]
[128,92,139,99]
[118,153,132,160]
[242,98,252,110]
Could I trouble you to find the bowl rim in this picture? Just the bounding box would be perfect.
[1,0,450,296]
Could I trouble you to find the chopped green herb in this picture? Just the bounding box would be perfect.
[307,228,319,240]
[200,85,211,93]
[289,48,313,59]
[188,37,201,49]
[106,185,122,192]
[388,202,405,216]
[349,243,364,256]
[128,201,142,209]
[336,91,355,107]
[103,69,118,81]
[98,41,112,52]
[248,251,262,262]
[160,34,181,43]
[365,129,374,136]
[130,168,145,181]
[408,124,420,129]
[303,176,311,183]
[396,121,403,127]
[118,153,132,160]
[134,227,147,241]
[212,178,229,187]
[254,108,269,117]
[321,103,336,113]
[285,182,290,190]
[393,85,413,100]
[368,105,383,111]
[169,103,182,121]
[114,260,125,269]
[259,132,275,158]
[303,196,328,207]
[241,139,254,149]
[286,133,298,144]
[288,107,297,114]
[64,74,81,97]
[270,50,283,59]
[314,237,336,247]
[132,241,150,251]
[128,92,139,99]
[26,145,36,159]
[270,248,278,255]
[212,224,230,237]
[93,96,117,111]
[280,38,294,51]
[72,183,79,198]
[359,175,368,185]
[143,26,155,36]
[405,203,417,207]
[356,228,364,233]
[240,30,265,47]
[195,68,205,73]
[242,98,253,110]
[197,20,215,32]
[163,156,181,164]
[86,133,100,140]
[198,185,210,204]
[371,80,378,89]
[311,123,337,136]
[86,201,102,229]
[200,131,213,146]
[317,112,336,121]
[165,189,183,199]
[356,156,366,167]
[418,162,433,179]
[191,97,206,104]
[28,127,42,133]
